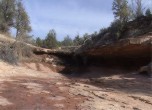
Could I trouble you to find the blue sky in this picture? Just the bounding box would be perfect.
[21,0,114,41]
[13,0,151,41]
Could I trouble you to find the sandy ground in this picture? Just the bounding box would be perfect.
[0,61,152,110]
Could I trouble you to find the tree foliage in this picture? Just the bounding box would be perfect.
[73,34,83,46]
[15,0,31,40]
[112,0,130,23]
[62,35,73,46]
[135,0,143,17]
[130,0,144,19]
[36,37,42,47]
[35,33,90,48]
[44,29,58,49]
[145,8,152,17]
[0,0,32,42]
[0,0,16,32]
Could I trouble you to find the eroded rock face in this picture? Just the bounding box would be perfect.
[33,46,79,56]
[76,35,151,59]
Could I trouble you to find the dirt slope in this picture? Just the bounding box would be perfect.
[0,61,152,110]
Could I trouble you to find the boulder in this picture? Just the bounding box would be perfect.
[139,63,152,76]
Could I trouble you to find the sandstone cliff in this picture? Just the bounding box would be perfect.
[76,16,152,60]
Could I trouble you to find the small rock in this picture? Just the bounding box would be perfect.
[54,104,64,108]
[48,96,66,101]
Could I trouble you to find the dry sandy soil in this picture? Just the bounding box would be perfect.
[0,61,152,110]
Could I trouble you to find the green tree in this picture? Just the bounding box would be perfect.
[135,0,143,17]
[44,29,58,49]
[73,34,83,46]
[15,0,31,41]
[130,0,144,18]
[145,8,152,17]
[83,33,89,42]
[62,35,73,46]
[112,0,130,23]
[0,0,16,32]
[99,28,109,35]
[110,19,122,39]
[36,37,43,47]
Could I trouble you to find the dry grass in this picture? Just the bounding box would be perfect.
[0,33,15,43]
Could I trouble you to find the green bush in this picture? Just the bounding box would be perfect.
[109,19,124,39]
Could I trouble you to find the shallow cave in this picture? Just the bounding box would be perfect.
[34,52,151,75]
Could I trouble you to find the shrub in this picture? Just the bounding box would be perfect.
[0,41,34,64]
[99,28,109,35]
[109,19,124,39]
[0,43,18,64]
[13,42,33,60]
